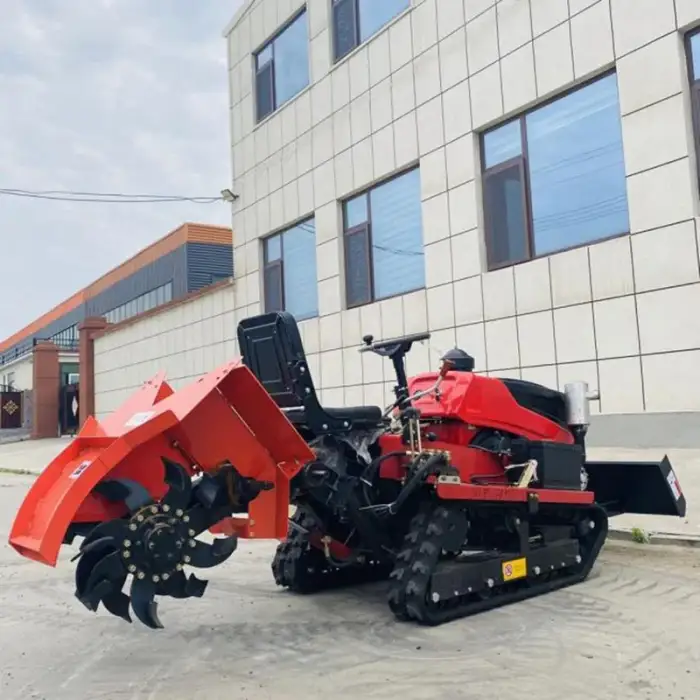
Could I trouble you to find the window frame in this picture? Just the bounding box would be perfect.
[331,0,410,64]
[480,68,630,271]
[341,165,423,309]
[685,28,700,195]
[261,217,318,320]
[253,7,309,124]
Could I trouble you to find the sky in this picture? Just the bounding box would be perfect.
[0,0,244,339]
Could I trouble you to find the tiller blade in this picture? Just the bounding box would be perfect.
[72,459,262,629]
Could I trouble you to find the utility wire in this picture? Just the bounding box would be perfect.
[0,188,225,204]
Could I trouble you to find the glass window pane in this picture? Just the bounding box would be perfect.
[358,0,409,43]
[255,62,274,121]
[164,283,173,303]
[345,194,368,229]
[257,43,273,68]
[484,163,529,267]
[483,119,522,169]
[264,263,284,313]
[273,11,310,106]
[345,228,372,307]
[526,73,629,256]
[265,233,282,262]
[690,33,700,81]
[282,220,318,320]
[333,0,358,61]
[369,168,425,300]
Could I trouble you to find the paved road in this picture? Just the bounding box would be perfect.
[1,469,699,700]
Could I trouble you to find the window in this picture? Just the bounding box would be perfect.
[481,72,630,269]
[687,30,700,189]
[332,0,409,62]
[254,9,310,123]
[342,167,424,307]
[263,219,318,321]
[104,282,173,324]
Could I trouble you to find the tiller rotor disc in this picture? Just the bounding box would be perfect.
[72,458,267,629]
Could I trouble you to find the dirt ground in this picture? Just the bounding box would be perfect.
[1,469,699,700]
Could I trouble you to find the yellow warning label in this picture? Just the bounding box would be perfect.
[502,557,527,581]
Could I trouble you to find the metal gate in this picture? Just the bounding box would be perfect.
[0,390,23,430]
[59,383,79,435]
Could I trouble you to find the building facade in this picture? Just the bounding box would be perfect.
[224,0,700,424]
[0,222,233,391]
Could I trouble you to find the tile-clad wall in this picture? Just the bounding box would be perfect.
[93,283,237,419]
[225,0,700,415]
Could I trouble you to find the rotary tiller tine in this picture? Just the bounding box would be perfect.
[71,535,118,563]
[186,536,238,569]
[94,478,153,513]
[84,550,127,597]
[101,578,132,623]
[76,542,119,599]
[160,570,208,599]
[160,458,192,512]
[130,577,163,630]
[77,519,130,556]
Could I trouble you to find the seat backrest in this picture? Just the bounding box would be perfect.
[236,310,316,410]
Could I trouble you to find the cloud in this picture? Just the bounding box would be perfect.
[0,0,243,339]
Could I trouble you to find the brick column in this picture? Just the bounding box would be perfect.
[79,317,109,428]
[32,341,60,439]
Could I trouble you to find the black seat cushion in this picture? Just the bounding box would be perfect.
[499,378,568,426]
[284,405,383,425]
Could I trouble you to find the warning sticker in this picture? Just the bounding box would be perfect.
[69,460,91,480]
[667,469,682,501]
[125,411,155,428]
[502,557,527,582]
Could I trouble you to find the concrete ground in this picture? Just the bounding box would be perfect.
[1,439,699,699]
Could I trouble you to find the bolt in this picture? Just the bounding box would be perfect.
[123,539,131,548]
[534,566,541,575]
[129,523,137,531]
[561,562,566,568]
[575,555,582,564]
[162,505,170,512]
[514,517,520,525]
[176,563,183,571]
[431,592,440,603]
[175,509,184,517]
[487,578,494,588]
[137,514,144,522]
[150,506,158,514]
[188,529,195,537]
[183,515,190,523]
[189,539,196,548]
[162,573,170,581]
[184,555,191,564]
[152,575,160,583]
[122,550,131,559]
[137,571,145,580]
[128,565,137,573]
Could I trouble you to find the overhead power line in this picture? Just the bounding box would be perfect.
[0,188,226,204]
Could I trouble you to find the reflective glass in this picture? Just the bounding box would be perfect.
[526,73,629,255]
[369,168,424,300]
[358,0,409,43]
[483,119,522,169]
[282,220,318,320]
[273,11,310,106]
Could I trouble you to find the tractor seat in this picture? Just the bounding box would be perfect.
[284,404,383,426]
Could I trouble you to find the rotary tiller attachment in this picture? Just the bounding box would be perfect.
[73,458,270,629]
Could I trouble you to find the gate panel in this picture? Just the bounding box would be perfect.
[1,391,23,429]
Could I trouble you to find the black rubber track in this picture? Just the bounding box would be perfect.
[386,503,609,625]
[272,508,392,593]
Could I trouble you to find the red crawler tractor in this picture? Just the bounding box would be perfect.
[9,311,686,628]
